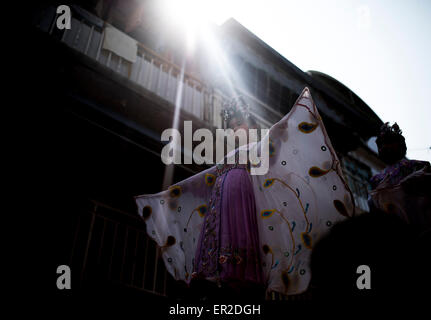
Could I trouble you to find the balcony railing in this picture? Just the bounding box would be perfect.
[68,199,174,296]
[343,170,370,212]
[35,6,275,131]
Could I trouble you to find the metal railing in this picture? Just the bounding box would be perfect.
[69,199,172,296]
[343,170,370,212]
[37,6,275,130]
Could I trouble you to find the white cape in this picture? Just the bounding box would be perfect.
[135,87,355,295]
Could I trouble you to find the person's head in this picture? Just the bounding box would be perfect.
[222,96,259,133]
[375,122,406,165]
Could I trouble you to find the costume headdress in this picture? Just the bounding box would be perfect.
[376,122,405,146]
[221,96,250,127]
[378,122,402,138]
[376,122,407,163]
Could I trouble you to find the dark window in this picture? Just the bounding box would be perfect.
[232,55,245,74]
[342,157,372,212]
[242,62,257,95]
[256,69,268,102]
[268,77,281,110]
[280,86,292,113]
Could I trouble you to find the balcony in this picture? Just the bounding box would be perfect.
[33,5,277,134]
[67,199,175,296]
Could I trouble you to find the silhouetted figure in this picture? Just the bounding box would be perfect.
[369,122,431,234]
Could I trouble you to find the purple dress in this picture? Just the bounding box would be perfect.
[193,161,265,289]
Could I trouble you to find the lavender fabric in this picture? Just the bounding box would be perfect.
[194,163,264,287]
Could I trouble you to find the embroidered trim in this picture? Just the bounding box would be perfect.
[219,245,261,265]
[196,172,224,277]
[216,162,249,177]
[195,151,253,279]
